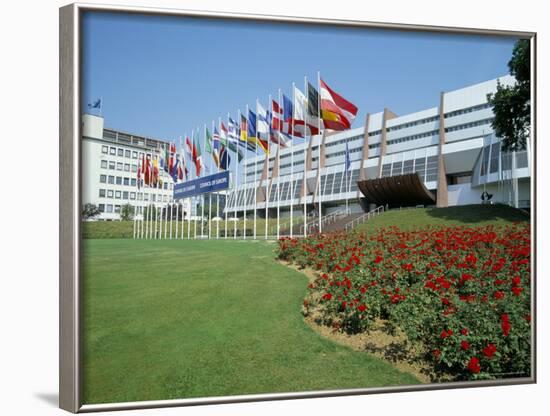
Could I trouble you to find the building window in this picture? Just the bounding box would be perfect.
[114,205,121,213]
[98,203,105,212]
[116,176,122,185]
[99,174,107,183]
[108,175,115,184]
[152,194,156,202]
[109,161,115,170]
[106,204,113,213]
[109,147,116,155]
[130,192,136,200]
[125,150,131,158]
[138,193,143,200]
[99,189,106,197]
[115,191,121,199]
[102,145,108,154]
[131,178,137,186]
[107,190,114,198]
[124,163,130,172]
[132,151,138,159]
[131,164,137,172]
[144,193,149,201]
[123,191,129,200]
[163,195,168,202]
[124,177,130,186]
[163,182,168,190]
[101,160,108,169]
[117,148,124,157]
[116,162,123,171]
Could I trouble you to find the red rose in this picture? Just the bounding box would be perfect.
[322,293,332,301]
[512,287,523,296]
[501,313,511,337]
[461,340,470,351]
[467,357,481,374]
[432,349,441,358]
[374,255,383,264]
[441,329,453,339]
[512,276,521,286]
[482,343,497,359]
[358,304,367,312]
[461,328,469,336]
[493,291,505,300]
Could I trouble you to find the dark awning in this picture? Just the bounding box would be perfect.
[357,173,436,206]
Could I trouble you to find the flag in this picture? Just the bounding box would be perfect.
[259,102,282,150]
[169,142,176,174]
[221,121,244,162]
[193,134,202,176]
[137,154,143,190]
[170,157,180,182]
[185,136,194,158]
[144,154,151,186]
[152,156,160,187]
[220,145,231,170]
[212,127,221,168]
[248,110,269,153]
[320,78,358,131]
[345,141,351,173]
[228,117,239,141]
[88,98,101,109]
[240,115,248,142]
[271,99,284,132]
[292,86,320,137]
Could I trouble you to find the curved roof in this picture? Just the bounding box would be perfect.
[357,173,436,206]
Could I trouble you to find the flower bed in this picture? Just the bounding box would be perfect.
[278,223,531,381]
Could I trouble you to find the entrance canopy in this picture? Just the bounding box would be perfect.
[357,173,436,207]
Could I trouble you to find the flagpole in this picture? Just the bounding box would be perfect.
[133,205,137,239]
[222,117,228,239]
[276,89,282,240]
[194,127,199,240]
[265,94,271,240]
[233,113,238,239]
[254,100,259,239]
[208,120,214,240]
[216,118,220,239]
[243,107,247,240]
[317,71,323,233]
[290,83,296,238]
[202,124,207,239]
[304,76,308,238]
[170,200,174,239]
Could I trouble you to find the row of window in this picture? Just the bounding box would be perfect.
[100,159,138,173]
[229,169,361,208]
[445,117,493,133]
[444,103,491,119]
[98,189,171,202]
[98,204,146,215]
[380,155,439,182]
[387,129,439,145]
[386,115,439,132]
[99,174,173,190]
[101,145,141,159]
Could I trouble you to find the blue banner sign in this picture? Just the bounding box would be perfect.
[173,170,230,199]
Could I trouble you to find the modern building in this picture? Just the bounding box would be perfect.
[82,114,190,221]
[226,75,531,219]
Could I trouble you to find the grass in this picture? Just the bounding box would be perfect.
[82,239,419,404]
[356,204,529,233]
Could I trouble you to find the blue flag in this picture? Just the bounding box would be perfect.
[88,98,101,109]
[247,110,257,139]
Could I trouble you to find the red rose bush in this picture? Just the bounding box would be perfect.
[278,223,531,380]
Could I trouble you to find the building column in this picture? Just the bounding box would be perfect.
[377,108,397,178]
[436,91,449,207]
[256,152,269,203]
[357,113,371,199]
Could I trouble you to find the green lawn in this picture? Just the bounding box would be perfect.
[357,203,529,233]
[82,239,419,404]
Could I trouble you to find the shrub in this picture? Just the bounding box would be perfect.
[278,223,531,380]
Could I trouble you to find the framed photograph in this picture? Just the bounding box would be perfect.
[59,2,536,412]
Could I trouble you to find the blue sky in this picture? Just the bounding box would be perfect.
[82,12,517,143]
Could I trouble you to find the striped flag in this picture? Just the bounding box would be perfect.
[221,121,244,162]
[292,86,320,137]
[320,78,358,131]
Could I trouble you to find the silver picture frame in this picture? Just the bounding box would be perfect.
[59,2,537,412]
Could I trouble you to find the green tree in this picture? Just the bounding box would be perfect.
[487,39,531,152]
[82,203,100,220]
[120,203,135,221]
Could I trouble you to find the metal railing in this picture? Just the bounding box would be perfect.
[299,208,351,235]
[344,205,384,232]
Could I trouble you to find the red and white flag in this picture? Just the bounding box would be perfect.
[319,78,358,131]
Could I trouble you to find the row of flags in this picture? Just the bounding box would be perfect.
[136,77,358,189]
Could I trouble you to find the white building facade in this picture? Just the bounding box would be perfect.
[82,114,190,221]
[226,75,531,218]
